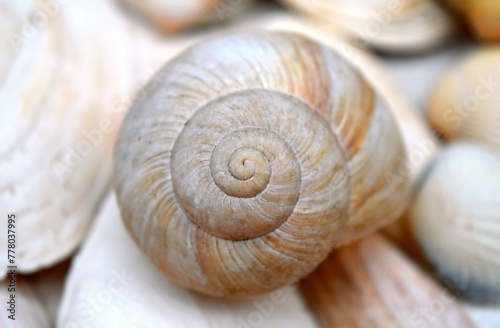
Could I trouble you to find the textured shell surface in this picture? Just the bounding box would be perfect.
[114,31,409,297]
[279,0,460,53]
[428,47,500,153]
[0,0,135,274]
[119,0,252,33]
[409,142,500,301]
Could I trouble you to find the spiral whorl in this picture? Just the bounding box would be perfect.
[114,31,408,297]
[171,90,344,241]
[213,142,272,197]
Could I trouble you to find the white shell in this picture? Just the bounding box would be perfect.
[58,193,320,328]
[0,0,135,274]
[409,142,500,301]
[280,0,461,53]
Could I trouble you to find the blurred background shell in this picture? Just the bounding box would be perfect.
[0,0,135,275]
[279,0,461,54]
[428,47,500,152]
[118,0,254,34]
[409,142,500,301]
[0,276,52,327]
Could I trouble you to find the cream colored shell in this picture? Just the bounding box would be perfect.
[428,47,500,153]
[409,143,500,301]
[280,0,461,54]
[119,0,252,33]
[114,31,410,297]
[0,0,134,274]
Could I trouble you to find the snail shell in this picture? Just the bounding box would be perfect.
[428,47,500,153]
[409,142,500,301]
[0,0,134,274]
[279,0,461,54]
[114,31,410,297]
[119,0,253,34]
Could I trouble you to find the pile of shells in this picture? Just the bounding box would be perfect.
[1,0,499,327]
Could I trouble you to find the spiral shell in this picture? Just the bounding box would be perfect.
[119,0,252,34]
[409,142,500,301]
[0,0,134,274]
[279,0,461,54]
[428,47,500,153]
[114,31,409,297]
